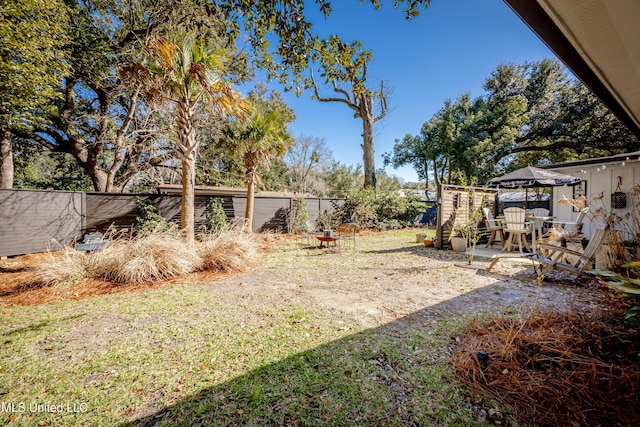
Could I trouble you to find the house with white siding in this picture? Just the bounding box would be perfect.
[542,151,640,238]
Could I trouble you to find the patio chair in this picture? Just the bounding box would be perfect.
[545,207,589,237]
[292,224,314,248]
[501,207,532,254]
[529,207,550,228]
[482,207,504,248]
[528,207,551,245]
[306,219,319,235]
[337,223,357,252]
[488,223,608,279]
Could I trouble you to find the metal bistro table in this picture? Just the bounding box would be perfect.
[316,235,338,249]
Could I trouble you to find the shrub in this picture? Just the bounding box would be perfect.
[343,188,377,229]
[288,196,309,233]
[343,188,426,229]
[206,197,228,235]
[135,196,170,234]
[374,219,406,231]
[35,228,263,286]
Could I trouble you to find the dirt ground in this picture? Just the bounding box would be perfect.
[0,230,603,321]
[2,230,623,427]
[197,231,604,330]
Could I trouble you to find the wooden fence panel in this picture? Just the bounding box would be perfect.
[0,189,82,256]
[1,189,347,256]
[85,193,140,233]
[436,185,498,249]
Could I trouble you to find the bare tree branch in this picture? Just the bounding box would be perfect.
[310,69,358,112]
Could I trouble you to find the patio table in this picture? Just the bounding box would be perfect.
[527,215,553,253]
[316,235,338,248]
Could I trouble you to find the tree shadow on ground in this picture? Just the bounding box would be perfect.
[361,244,431,256]
[120,278,588,427]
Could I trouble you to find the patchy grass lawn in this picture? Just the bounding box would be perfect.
[3,229,593,426]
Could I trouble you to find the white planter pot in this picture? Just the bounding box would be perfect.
[450,236,467,252]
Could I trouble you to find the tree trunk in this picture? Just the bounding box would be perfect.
[178,100,198,247]
[361,94,376,188]
[181,156,196,247]
[86,153,108,192]
[423,159,430,196]
[0,123,13,188]
[244,171,255,233]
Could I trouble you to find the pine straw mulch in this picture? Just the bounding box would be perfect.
[0,233,283,307]
[452,293,640,427]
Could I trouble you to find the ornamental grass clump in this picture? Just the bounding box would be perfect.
[34,227,262,287]
[34,247,90,285]
[198,228,261,272]
[89,231,201,284]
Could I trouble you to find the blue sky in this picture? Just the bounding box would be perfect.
[255,0,557,183]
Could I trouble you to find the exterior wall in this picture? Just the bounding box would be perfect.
[548,160,640,238]
[0,189,83,257]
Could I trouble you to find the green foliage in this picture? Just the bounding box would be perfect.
[205,198,228,235]
[0,0,70,124]
[590,261,640,324]
[135,197,169,234]
[324,161,363,198]
[343,187,425,230]
[13,140,92,191]
[288,196,309,233]
[4,0,435,193]
[388,59,638,187]
[215,91,295,181]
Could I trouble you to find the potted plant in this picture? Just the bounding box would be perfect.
[453,207,484,263]
[449,229,467,253]
[462,207,484,264]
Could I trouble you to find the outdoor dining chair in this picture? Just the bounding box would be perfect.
[546,207,589,237]
[488,223,608,280]
[337,223,357,252]
[502,207,532,254]
[528,207,551,242]
[292,223,315,248]
[482,207,505,248]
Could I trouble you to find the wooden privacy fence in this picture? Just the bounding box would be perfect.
[435,184,499,249]
[0,189,344,257]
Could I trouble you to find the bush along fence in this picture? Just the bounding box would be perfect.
[0,188,344,257]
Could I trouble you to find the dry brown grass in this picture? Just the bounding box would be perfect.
[198,228,261,272]
[33,247,90,285]
[2,228,266,303]
[88,232,202,284]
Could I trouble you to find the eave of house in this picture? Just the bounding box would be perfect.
[539,150,640,170]
[504,0,640,138]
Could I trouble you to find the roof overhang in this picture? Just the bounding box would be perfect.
[504,0,640,138]
[539,150,640,169]
[157,184,247,196]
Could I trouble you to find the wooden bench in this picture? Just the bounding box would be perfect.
[75,233,111,252]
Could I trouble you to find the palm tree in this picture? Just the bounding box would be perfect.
[216,100,293,232]
[124,32,248,246]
